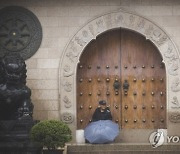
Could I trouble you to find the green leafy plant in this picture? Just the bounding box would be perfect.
[30,120,72,150]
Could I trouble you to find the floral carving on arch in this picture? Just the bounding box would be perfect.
[59,9,180,126]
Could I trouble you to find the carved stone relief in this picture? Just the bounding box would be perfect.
[114,14,124,25]
[104,14,112,29]
[164,43,177,59]
[0,6,42,60]
[66,41,79,63]
[88,24,95,37]
[171,96,180,108]
[169,112,180,123]
[171,78,180,92]
[168,60,179,76]
[152,29,167,46]
[145,24,154,36]
[63,65,73,77]
[81,30,92,46]
[164,43,179,76]
[129,15,135,27]
[63,81,72,92]
[96,19,104,34]
[82,30,88,39]
[61,112,74,124]
[136,18,145,30]
[144,22,168,46]
[75,36,87,47]
[66,51,78,63]
[63,96,72,108]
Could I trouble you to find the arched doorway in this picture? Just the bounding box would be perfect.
[77,29,166,130]
[59,10,180,141]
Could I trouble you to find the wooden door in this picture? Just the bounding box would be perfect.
[121,30,166,129]
[77,29,166,129]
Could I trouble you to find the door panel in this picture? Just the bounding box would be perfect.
[77,29,166,129]
[96,31,122,126]
[77,31,121,129]
[120,30,166,129]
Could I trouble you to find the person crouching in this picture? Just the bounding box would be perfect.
[92,100,112,122]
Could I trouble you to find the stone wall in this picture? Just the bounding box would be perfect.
[0,0,180,122]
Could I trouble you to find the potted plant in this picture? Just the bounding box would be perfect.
[30,120,72,154]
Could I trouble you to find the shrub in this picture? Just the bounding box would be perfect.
[30,120,72,150]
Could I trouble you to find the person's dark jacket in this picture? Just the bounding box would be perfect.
[92,107,112,122]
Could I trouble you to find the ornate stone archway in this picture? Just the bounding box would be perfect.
[59,9,180,137]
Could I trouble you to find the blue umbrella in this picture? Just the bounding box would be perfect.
[84,120,119,144]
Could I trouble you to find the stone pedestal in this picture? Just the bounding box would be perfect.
[0,116,42,154]
[0,142,42,154]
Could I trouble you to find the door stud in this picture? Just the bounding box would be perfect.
[124,92,128,96]
[106,78,110,82]
[80,120,83,123]
[88,78,92,82]
[106,91,110,95]
[133,65,136,69]
[124,105,128,109]
[97,66,100,69]
[133,105,137,109]
[133,92,137,96]
[142,105,146,109]
[115,91,119,95]
[88,65,91,69]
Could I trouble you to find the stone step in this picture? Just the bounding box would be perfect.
[67,143,180,154]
